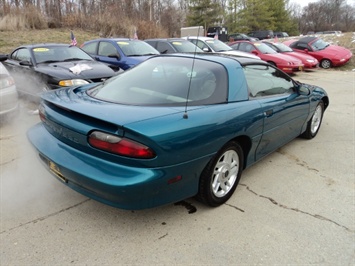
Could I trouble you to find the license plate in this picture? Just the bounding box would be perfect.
[49,161,68,183]
[299,66,304,71]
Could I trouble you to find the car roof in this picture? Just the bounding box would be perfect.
[84,38,142,43]
[183,36,215,41]
[144,38,190,42]
[15,43,75,49]
[160,52,263,66]
[296,37,317,43]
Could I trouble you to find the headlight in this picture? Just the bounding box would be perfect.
[306,59,315,63]
[58,79,89,86]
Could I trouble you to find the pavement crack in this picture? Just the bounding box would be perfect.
[158,233,168,240]
[277,149,319,172]
[0,135,16,140]
[0,199,91,234]
[225,203,245,212]
[240,183,353,232]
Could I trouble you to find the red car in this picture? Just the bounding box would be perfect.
[229,41,304,74]
[263,41,319,70]
[283,37,352,69]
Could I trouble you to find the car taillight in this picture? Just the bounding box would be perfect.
[88,131,156,159]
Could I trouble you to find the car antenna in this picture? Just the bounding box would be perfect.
[183,30,200,119]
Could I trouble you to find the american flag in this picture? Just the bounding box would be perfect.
[214,31,218,40]
[70,31,77,46]
[133,29,138,40]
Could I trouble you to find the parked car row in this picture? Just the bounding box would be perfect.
[0,35,351,115]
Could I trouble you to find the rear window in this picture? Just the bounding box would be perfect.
[88,56,228,106]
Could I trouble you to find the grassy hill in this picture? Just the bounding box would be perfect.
[0,28,354,70]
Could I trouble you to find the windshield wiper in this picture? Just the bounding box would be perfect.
[63,58,89,62]
[39,60,60,64]
[129,53,157,56]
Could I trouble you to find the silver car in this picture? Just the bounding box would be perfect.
[0,55,18,119]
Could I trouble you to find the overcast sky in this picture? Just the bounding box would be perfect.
[291,0,355,7]
[291,0,318,7]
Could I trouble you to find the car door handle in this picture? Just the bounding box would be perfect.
[264,109,273,117]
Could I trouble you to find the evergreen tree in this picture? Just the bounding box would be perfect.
[186,0,222,30]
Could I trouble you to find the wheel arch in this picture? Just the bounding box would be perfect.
[322,96,329,110]
[320,58,332,68]
[230,135,252,169]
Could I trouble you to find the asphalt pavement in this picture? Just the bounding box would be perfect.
[1,69,354,265]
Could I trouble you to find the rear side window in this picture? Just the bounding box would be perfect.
[98,42,117,56]
[11,48,31,61]
[156,42,174,53]
[88,57,228,106]
[81,42,97,54]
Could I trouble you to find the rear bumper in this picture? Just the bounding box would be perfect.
[27,123,207,210]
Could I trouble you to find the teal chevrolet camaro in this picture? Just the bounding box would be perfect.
[27,53,329,210]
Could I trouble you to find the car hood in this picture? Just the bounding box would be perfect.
[261,53,302,63]
[41,85,194,126]
[220,50,260,59]
[319,45,352,57]
[36,60,115,80]
[288,52,317,61]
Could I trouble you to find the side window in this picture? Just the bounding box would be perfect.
[295,43,309,50]
[156,42,174,54]
[239,43,254,53]
[11,48,31,61]
[194,40,209,51]
[82,42,97,55]
[98,42,117,57]
[243,64,295,98]
[229,43,239,50]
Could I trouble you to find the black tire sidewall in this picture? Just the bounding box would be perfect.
[197,141,244,207]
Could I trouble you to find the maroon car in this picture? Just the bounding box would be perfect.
[283,37,352,69]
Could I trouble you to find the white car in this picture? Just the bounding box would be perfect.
[0,55,18,119]
[182,36,261,60]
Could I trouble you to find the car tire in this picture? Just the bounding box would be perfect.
[196,141,244,207]
[320,59,331,69]
[301,101,324,139]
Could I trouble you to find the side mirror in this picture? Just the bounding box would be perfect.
[251,50,259,55]
[108,54,120,60]
[202,47,210,52]
[109,65,121,72]
[0,54,8,62]
[304,48,309,52]
[19,60,33,66]
[296,83,310,95]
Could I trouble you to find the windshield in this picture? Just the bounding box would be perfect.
[33,46,93,63]
[170,41,204,53]
[205,39,233,52]
[272,43,293,52]
[116,40,160,56]
[254,42,277,54]
[88,56,228,106]
[310,39,329,51]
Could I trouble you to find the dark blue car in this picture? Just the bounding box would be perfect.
[81,38,160,71]
[27,54,329,210]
